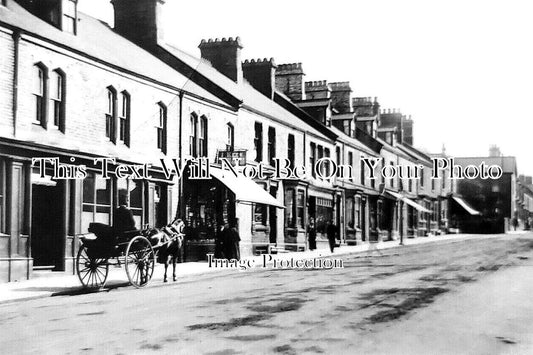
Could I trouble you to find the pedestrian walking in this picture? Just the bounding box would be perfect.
[512,217,518,231]
[308,217,317,250]
[326,219,337,253]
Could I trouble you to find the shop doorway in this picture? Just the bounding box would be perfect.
[31,183,63,270]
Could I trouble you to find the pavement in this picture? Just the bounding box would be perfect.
[0,232,512,304]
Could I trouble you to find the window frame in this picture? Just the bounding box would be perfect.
[119,91,130,146]
[254,122,263,163]
[156,102,167,154]
[34,63,48,127]
[105,86,117,143]
[268,126,276,166]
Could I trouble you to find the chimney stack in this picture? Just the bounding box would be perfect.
[242,58,277,100]
[275,63,305,101]
[112,0,166,48]
[329,82,352,114]
[198,37,243,83]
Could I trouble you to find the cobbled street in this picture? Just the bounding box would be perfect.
[1,234,533,355]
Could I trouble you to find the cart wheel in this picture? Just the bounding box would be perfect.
[125,236,155,288]
[76,244,109,289]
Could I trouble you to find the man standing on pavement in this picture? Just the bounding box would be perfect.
[326,220,337,253]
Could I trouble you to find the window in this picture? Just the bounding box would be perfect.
[420,168,424,187]
[355,196,361,228]
[0,159,4,234]
[390,162,395,188]
[285,189,295,227]
[156,103,167,153]
[105,87,116,142]
[82,173,112,232]
[297,191,304,228]
[408,178,412,193]
[442,171,446,190]
[431,176,435,191]
[189,113,198,157]
[310,143,316,178]
[324,148,331,177]
[189,113,207,158]
[287,134,295,168]
[63,0,77,34]
[226,123,234,151]
[336,146,341,166]
[346,197,354,228]
[50,69,65,131]
[254,122,263,162]
[199,116,207,157]
[360,156,365,186]
[119,91,130,146]
[268,127,276,166]
[348,152,354,182]
[34,64,47,126]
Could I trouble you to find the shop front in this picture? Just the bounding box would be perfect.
[181,165,284,261]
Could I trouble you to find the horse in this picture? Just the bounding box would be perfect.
[146,218,185,282]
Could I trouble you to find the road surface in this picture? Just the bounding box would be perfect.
[1,234,533,354]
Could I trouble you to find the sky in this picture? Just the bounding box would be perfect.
[78,0,533,176]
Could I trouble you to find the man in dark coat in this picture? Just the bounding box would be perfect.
[326,220,337,253]
[308,217,317,250]
[114,192,136,237]
[221,220,241,260]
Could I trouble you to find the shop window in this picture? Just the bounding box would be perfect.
[355,196,361,228]
[254,122,263,162]
[119,91,130,146]
[315,198,333,234]
[268,127,276,166]
[253,204,267,226]
[285,189,295,227]
[63,0,77,34]
[297,191,304,228]
[82,173,112,232]
[50,69,66,132]
[105,86,117,142]
[34,63,47,127]
[310,143,316,178]
[117,179,143,228]
[346,197,354,228]
[226,123,234,151]
[156,102,167,153]
[287,134,295,168]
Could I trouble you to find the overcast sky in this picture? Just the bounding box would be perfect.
[79,0,533,176]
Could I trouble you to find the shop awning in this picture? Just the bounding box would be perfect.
[209,168,285,209]
[385,190,432,213]
[452,196,481,215]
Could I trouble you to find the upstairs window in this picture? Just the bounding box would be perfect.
[254,122,263,162]
[268,127,276,166]
[189,113,198,157]
[156,103,167,154]
[198,116,207,157]
[50,69,66,132]
[324,148,331,177]
[119,91,130,146]
[189,113,207,158]
[310,143,316,178]
[63,0,77,34]
[226,123,234,151]
[34,64,47,127]
[105,87,116,142]
[287,134,295,168]
[348,152,354,182]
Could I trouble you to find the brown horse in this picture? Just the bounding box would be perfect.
[147,218,185,282]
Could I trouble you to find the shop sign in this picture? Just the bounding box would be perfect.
[216,149,247,166]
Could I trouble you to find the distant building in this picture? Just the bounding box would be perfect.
[453,151,517,233]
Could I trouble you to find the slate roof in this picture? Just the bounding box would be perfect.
[0,1,225,106]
